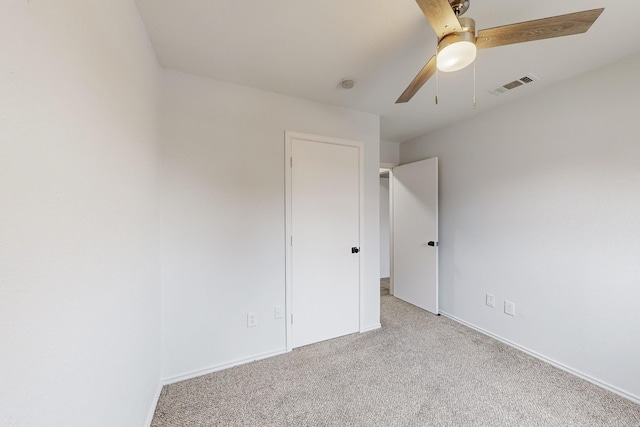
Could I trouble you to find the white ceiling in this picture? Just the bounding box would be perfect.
[135,0,640,143]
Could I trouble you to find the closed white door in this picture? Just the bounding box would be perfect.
[287,134,361,348]
[393,157,438,314]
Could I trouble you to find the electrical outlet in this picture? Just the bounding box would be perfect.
[247,312,257,327]
[486,294,495,308]
[274,306,283,319]
[504,301,515,316]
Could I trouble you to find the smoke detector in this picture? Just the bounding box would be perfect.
[340,79,355,89]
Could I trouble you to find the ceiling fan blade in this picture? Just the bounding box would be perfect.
[476,8,604,50]
[416,0,462,38]
[396,55,437,104]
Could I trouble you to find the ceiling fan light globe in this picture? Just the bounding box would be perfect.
[437,41,476,72]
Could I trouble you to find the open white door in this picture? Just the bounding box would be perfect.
[392,157,438,314]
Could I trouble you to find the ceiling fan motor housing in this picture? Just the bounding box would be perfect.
[438,17,476,51]
[437,17,477,72]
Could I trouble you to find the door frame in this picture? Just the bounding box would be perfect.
[379,166,395,296]
[284,131,365,352]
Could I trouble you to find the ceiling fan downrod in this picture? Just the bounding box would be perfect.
[448,0,470,17]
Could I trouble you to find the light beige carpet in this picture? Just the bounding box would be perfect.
[380,277,390,296]
[152,295,640,426]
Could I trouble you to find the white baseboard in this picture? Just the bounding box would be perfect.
[361,323,382,333]
[160,324,384,387]
[161,348,289,385]
[440,311,640,405]
[145,381,164,427]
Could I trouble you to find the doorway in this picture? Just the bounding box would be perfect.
[379,168,392,297]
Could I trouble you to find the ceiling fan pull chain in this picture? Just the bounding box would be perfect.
[472,60,477,107]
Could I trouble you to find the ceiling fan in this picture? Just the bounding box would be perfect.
[396,0,604,103]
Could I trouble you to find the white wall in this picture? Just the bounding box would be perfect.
[159,69,380,380]
[400,53,640,402]
[380,177,390,278]
[0,1,162,426]
[380,140,400,165]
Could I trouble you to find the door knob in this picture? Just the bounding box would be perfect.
[351,247,360,254]
[427,241,438,247]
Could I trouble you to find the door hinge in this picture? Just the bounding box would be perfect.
[290,157,292,167]
[291,313,294,324]
[290,235,293,246]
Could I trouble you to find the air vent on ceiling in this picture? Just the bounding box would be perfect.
[489,74,539,96]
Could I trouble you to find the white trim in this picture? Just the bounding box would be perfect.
[440,311,640,405]
[284,131,365,349]
[161,349,288,385]
[433,159,439,313]
[357,138,366,334]
[380,167,393,294]
[361,323,382,333]
[145,381,164,427]
[387,168,394,295]
[285,132,294,352]
[380,162,398,169]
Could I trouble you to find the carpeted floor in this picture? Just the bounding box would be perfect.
[380,277,390,296]
[151,295,640,426]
